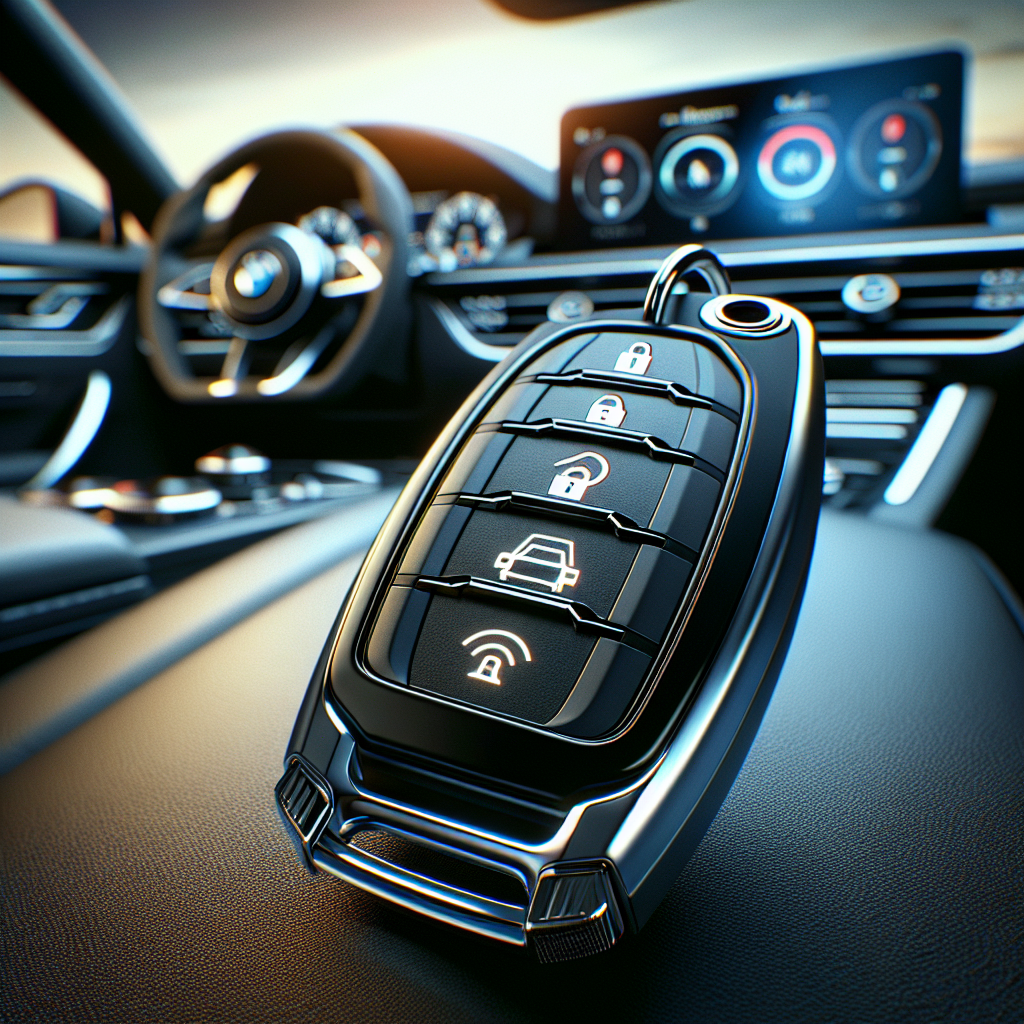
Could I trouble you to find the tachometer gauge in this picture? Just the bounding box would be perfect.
[425,192,507,271]
[298,205,362,246]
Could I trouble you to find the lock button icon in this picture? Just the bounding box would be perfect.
[613,341,652,375]
[546,451,610,502]
[548,465,593,501]
[586,394,627,427]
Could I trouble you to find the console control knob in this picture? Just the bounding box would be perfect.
[841,273,901,319]
[195,444,271,499]
[101,476,222,521]
[64,476,118,510]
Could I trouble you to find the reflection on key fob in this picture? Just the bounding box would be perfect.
[278,245,824,962]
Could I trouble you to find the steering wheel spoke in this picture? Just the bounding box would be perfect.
[256,327,334,396]
[156,261,216,311]
[322,243,383,299]
[208,336,250,398]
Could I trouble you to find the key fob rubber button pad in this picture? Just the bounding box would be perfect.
[527,385,691,447]
[565,332,699,392]
[441,509,641,619]
[485,436,673,526]
[410,595,599,725]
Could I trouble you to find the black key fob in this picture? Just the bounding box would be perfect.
[278,245,824,961]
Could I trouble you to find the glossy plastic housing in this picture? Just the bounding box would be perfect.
[284,290,823,955]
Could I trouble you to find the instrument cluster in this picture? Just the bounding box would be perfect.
[298,190,511,275]
[559,51,963,248]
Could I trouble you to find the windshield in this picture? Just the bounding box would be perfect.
[5,0,1024,201]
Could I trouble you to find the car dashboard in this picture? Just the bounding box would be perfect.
[1,32,1021,685]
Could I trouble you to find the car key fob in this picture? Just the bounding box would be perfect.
[278,244,824,961]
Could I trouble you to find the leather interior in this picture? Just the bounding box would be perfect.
[2,508,1022,1021]
[0,495,146,606]
[0,488,399,773]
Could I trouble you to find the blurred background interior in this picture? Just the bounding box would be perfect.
[3,0,1023,209]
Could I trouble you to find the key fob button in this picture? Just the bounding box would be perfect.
[565,332,699,392]
[522,332,599,376]
[437,432,514,496]
[648,465,721,551]
[527,386,691,447]
[681,408,737,472]
[486,436,673,527]
[441,510,640,619]
[397,503,471,577]
[365,585,431,685]
[608,546,693,642]
[481,382,548,426]
[547,638,652,738]
[410,596,598,725]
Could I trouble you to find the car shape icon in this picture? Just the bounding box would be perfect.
[493,534,580,593]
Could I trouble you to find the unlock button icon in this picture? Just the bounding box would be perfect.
[547,451,610,502]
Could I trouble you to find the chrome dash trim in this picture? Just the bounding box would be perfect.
[425,232,1024,286]
[818,315,1024,356]
[883,383,968,505]
[0,295,130,357]
[428,296,516,362]
[721,233,1024,267]
[22,370,111,490]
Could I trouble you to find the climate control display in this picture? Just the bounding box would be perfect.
[560,51,962,247]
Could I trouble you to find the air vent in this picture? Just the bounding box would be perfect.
[276,758,333,844]
[823,378,932,508]
[430,267,652,352]
[0,266,129,357]
[738,266,1024,344]
[424,238,1024,359]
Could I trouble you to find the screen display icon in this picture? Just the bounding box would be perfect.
[757,123,838,203]
[654,132,740,217]
[848,99,942,199]
[572,135,653,224]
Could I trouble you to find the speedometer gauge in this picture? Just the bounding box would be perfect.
[425,192,507,271]
[298,205,361,246]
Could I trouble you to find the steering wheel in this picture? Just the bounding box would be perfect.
[139,129,412,402]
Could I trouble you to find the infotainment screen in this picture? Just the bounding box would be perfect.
[558,51,963,249]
